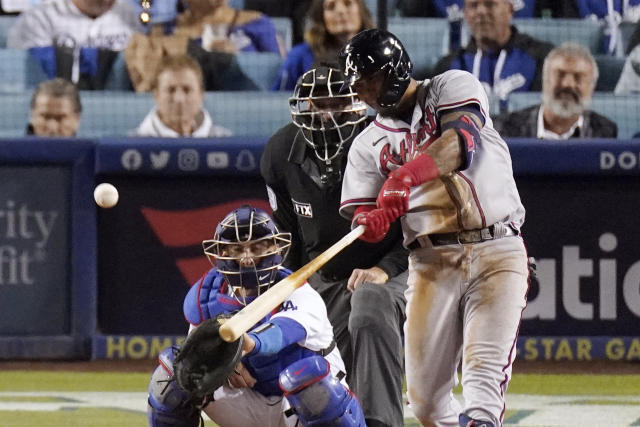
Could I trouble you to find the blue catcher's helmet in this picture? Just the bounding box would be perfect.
[203,205,291,305]
[338,29,413,109]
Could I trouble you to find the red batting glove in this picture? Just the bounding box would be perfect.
[353,206,391,243]
[376,174,410,220]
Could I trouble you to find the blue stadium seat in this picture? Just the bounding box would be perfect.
[511,18,604,53]
[388,17,450,74]
[104,51,133,91]
[365,0,398,21]
[77,91,154,137]
[204,91,291,136]
[236,52,283,91]
[0,16,17,48]
[0,49,48,93]
[594,55,626,91]
[271,17,292,52]
[76,91,290,137]
[0,93,31,137]
[506,92,543,112]
[590,94,640,139]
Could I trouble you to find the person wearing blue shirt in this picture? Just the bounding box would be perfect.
[576,0,640,55]
[272,0,374,91]
[427,0,553,111]
[125,0,280,92]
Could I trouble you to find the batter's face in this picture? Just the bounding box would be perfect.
[543,55,595,118]
[154,68,204,135]
[464,0,513,48]
[323,0,362,40]
[352,71,398,116]
[30,95,81,137]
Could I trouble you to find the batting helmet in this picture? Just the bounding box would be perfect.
[290,65,367,166]
[338,29,413,109]
[202,205,291,305]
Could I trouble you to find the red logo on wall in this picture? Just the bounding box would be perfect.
[141,199,271,285]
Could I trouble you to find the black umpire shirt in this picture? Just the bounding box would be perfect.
[260,122,409,282]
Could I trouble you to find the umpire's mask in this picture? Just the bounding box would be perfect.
[289,66,367,172]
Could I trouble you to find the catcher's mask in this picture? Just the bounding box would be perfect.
[203,205,291,305]
[289,66,367,179]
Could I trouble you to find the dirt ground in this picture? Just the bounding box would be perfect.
[0,359,638,374]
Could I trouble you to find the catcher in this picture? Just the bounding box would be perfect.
[147,205,365,426]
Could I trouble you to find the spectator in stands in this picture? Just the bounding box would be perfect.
[427,0,553,108]
[575,0,640,55]
[399,0,580,18]
[27,78,82,137]
[7,0,143,90]
[125,0,280,92]
[135,55,232,137]
[397,0,547,51]
[494,43,618,139]
[271,0,374,91]
[614,44,640,94]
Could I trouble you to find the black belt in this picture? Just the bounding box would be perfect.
[408,224,518,250]
[315,339,336,357]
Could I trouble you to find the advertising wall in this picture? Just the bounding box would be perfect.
[0,139,95,358]
[2,137,640,360]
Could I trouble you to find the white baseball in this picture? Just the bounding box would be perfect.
[94,183,119,208]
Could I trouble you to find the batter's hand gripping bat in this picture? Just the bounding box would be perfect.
[219,225,365,342]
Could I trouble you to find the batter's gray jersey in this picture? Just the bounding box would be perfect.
[339,70,525,247]
[7,0,142,50]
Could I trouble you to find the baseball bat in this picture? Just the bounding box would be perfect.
[219,225,365,342]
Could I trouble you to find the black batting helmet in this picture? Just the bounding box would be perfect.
[338,29,413,109]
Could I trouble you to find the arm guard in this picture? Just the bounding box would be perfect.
[441,114,480,171]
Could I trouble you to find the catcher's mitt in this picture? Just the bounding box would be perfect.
[174,314,244,397]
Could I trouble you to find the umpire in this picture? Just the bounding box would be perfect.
[260,65,408,427]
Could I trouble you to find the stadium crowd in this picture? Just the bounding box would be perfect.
[0,0,638,138]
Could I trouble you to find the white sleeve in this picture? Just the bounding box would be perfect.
[433,70,491,121]
[7,8,54,48]
[338,130,387,219]
[271,284,334,352]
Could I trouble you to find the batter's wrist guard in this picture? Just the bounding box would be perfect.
[441,115,479,171]
[352,205,375,229]
[391,152,439,187]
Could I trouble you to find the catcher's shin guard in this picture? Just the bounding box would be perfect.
[279,355,365,426]
[148,346,202,427]
[459,413,495,427]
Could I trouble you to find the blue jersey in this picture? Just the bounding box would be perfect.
[576,0,640,54]
[271,42,315,91]
[432,26,553,110]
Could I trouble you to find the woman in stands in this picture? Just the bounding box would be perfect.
[125,0,281,92]
[271,0,374,91]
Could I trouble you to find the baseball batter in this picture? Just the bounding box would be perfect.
[338,29,530,427]
[147,206,365,427]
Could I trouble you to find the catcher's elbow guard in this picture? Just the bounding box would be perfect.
[148,346,202,427]
[279,355,366,426]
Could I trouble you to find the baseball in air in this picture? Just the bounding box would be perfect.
[94,183,119,208]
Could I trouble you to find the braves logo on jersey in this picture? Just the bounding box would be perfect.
[378,104,439,174]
